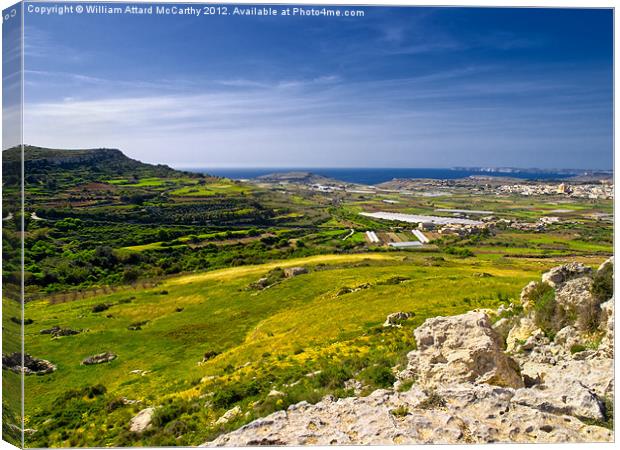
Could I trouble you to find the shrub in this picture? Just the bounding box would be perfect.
[527,282,563,339]
[397,379,415,392]
[92,303,111,313]
[61,384,107,402]
[203,350,220,361]
[105,398,126,413]
[360,365,396,389]
[314,365,351,389]
[212,380,261,409]
[570,344,587,354]
[391,405,409,417]
[151,404,183,428]
[443,247,474,258]
[418,390,446,409]
[592,262,613,303]
[377,276,410,286]
[577,300,601,334]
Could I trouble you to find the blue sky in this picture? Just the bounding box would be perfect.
[20,5,613,169]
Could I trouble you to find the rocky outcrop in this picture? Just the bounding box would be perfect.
[2,353,56,375]
[397,312,523,389]
[215,406,242,425]
[206,384,612,446]
[541,262,593,288]
[283,267,308,278]
[205,260,614,446]
[82,352,117,365]
[130,407,156,433]
[40,326,81,338]
[383,312,413,327]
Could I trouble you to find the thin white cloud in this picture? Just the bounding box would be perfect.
[23,66,611,169]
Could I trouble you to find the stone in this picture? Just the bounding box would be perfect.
[555,278,596,311]
[553,326,580,353]
[492,318,513,346]
[383,312,413,327]
[521,329,549,351]
[598,298,614,358]
[267,390,285,398]
[204,382,612,446]
[344,379,364,395]
[2,353,56,375]
[82,352,117,365]
[512,380,605,421]
[216,406,242,425]
[519,281,539,308]
[541,263,593,288]
[283,267,308,278]
[130,407,155,433]
[398,312,523,389]
[506,317,538,353]
[40,326,61,335]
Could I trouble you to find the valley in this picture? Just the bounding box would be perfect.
[2,146,613,447]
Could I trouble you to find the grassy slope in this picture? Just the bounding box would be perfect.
[23,250,603,446]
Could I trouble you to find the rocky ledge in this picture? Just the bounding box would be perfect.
[2,353,57,375]
[205,258,614,446]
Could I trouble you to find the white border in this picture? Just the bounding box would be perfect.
[0,1,616,450]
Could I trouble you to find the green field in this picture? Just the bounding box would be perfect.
[3,147,613,447]
[23,251,586,447]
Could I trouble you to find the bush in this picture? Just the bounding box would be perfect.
[360,365,396,389]
[443,247,474,258]
[212,380,261,409]
[527,282,563,339]
[391,405,409,417]
[577,300,601,334]
[570,344,587,354]
[92,303,111,313]
[418,390,446,409]
[314,365,351,389]
[592,262,613,302]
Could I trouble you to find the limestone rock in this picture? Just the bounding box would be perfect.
[598,298,614,358]
[541,263,593,288]
[555,277,596,311]
[553,326,580,353]
[512,380,605,421]
[344,379,364,395]
[506,317,537,353]
[597,257,613,274]
[2,353,56,375]
[399,312,523,389]
[204,264,613,446]
[283,267,308,278]
[216,406,242,425]
[82,352,117,365]
[519,281,539,308]
[130,407,155,433]
[492,318,513,346]
[383,312,413,327]
[204,383,612,446]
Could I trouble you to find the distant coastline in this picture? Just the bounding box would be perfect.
[180,167,584,185]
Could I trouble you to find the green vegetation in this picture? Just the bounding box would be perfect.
[592,261,614,303]
[1,146,612,447]
[418,390,447,409]
[526,282,562,339]
[23,253,545,446]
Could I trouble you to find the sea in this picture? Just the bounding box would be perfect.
[181,167,573,185]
